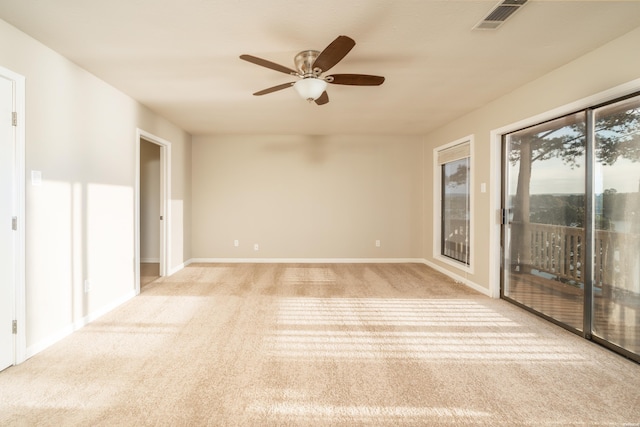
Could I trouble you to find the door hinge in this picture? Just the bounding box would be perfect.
[12,112,17,127]
[12,320,17,334]
[500,208,508,225]
[11,216,17,231]
[160,215,163,220]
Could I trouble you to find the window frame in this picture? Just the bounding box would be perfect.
[433,135,474,273]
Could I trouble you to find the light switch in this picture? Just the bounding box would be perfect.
[31,170,42,186]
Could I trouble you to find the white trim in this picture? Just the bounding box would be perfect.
[168,259,193,276]
[15,72,25,364]
[489,77,640,299]
[489,127,503,299]
[159,142,170,276]
[25,290,136,360]
[135,129,172,295]
[421,259,490,297]
[432,134,474,274]
[0,66,26,365]
[140,258,160,263]
[494,77,640,139]
[189,258,426,264]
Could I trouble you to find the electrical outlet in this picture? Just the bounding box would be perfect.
[375,240,381,247]
[234,240,239,247]
[254,244,259,251]
[84,279,91,292]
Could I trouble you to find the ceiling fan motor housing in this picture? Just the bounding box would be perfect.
[294,50,321,77]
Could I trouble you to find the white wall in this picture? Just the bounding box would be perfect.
[0,19,192,354]
[192,135,423,260]
[422,26,640,294]
[140,139,160,262]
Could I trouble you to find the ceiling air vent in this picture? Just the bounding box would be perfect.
[473,0,528,30]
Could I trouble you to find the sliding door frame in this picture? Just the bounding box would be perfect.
[490,80,640,362]
[499,111,587,338]
[583,109,595,340]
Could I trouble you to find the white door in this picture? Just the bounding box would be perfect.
[0,74,16,370]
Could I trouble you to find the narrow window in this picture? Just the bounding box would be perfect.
[434,137,473,269]
[442,157,470,264]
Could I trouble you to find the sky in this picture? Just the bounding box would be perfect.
[508,156,640,195]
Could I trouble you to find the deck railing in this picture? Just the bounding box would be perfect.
[513,222,640,292]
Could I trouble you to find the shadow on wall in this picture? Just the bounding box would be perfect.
[262,135,379,165]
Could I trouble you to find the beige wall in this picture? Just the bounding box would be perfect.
[192,135,423,259]
[422,26,640,294]
[140,139,160,261]
[3,13,640,358]
[0,19,192,353]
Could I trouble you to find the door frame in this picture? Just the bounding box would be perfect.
[489,77,640,300]
[135,129,171,294]
[0,66,26,365]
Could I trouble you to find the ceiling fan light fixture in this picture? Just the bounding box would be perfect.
[240,35,385,106]
[293,78,327,102]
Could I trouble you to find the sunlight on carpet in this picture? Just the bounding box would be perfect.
[275,298,518,326]
[1,263,638,426]
[266,298,587,362]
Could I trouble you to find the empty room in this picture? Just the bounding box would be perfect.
[1,1,640,425]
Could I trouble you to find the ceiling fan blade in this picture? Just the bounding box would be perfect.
[312,35,356,73]
[253,82,295,96]
[240,54,298,76]
[314,91,329,105]
[327,74,385,86]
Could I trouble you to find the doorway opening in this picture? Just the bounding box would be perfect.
[135,129,171,294]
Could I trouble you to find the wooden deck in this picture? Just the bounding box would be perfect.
[505,271,639,355]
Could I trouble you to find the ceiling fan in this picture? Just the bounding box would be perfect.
[240,35,385,105]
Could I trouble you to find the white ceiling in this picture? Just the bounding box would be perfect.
[1,0,640,136]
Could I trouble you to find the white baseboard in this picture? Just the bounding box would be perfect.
[188,258,426,264]
[25,290,137,360]
[167,259,193,276]
[421,259,492,297]
[140,258,159,263]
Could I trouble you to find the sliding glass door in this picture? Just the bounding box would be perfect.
[502,113,586,332]
[502,93,640,361]
[592,96,640,356]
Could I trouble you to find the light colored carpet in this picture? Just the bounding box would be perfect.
[1,263,639,426]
